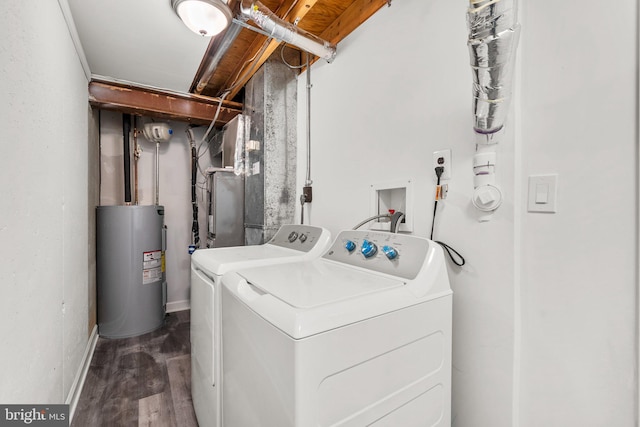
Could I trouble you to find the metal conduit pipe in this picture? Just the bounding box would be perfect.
[240,0,336,62]
[305,52,312,188]
[467,0,520,144]
[300,53,314,224]
[155,141,160,206]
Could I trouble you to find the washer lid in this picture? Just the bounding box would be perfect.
[191,245,301,275]
[237,261,405,309]
[190,225,331,276]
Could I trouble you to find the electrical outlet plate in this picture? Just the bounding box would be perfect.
[433,149,451,180]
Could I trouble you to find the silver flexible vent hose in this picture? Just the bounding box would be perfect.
[467,0,520,143]
[240,0,336,62]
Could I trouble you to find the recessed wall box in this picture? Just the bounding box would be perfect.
[369,180,414,232]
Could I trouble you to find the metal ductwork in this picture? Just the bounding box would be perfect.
[240,0,336,62]
[467,0,520,144]
[194,22,244,94]
[193,1,336,96]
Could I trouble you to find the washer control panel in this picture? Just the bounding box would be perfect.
[344,240,356,253]
[323,230,431,280]
[360,239,378,258]
[269,225,327,253]
[382,245,399,260]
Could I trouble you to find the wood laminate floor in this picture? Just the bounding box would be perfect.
[72,310,198,427]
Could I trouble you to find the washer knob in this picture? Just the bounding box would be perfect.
[361,240,378,258]
[345,240,356,253]
[382,245,398,260]
[288,231,299,242]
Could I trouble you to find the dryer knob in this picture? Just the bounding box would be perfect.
[288,231,299,242]
[299,233,308,243]
[344,240,356,253]
[382,245,398,260]
[361,240,378,258]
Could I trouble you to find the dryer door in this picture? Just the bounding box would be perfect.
[191,266,217,387]
[190,265,221,427]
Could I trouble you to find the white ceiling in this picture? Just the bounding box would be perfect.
[67,0,211,93]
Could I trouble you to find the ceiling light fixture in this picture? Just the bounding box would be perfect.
[172,0,233,37]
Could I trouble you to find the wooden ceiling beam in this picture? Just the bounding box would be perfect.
[288,0,320,23]
[88,80,243,126]
[226,0,389,98]
[223,38,281,100]
[225,0,319,100]
[321,0,389,45]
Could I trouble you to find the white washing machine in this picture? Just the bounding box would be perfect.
[221,229,452,427]
[189,225,331,427]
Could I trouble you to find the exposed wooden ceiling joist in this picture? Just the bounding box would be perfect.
[85,1,392,127]
[88,80,243,126]
[321,0,389,45]
[195,0,391,100]
[224,0,319,100]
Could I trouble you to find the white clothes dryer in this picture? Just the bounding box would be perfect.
[221,229,452,427]
[189,225,331,427]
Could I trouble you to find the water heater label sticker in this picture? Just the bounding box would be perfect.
[143,267,162,284]
[144,250,162,262]
[144,258,161,269]
[143,250,162,284]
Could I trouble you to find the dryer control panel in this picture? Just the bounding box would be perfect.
[268,225,329,253]
[323,230,432,280]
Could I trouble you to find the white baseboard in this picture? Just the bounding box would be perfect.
[166,299,190,313]
[66,325,98,423]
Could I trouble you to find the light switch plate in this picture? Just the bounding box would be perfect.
[528,174,558,213]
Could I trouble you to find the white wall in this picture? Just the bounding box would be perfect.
[296,0,637,426]
[100,113,208,308]
[0,0,90,403]
[518,1,637,425]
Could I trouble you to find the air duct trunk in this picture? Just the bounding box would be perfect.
[240,0,336,62]
[467,0,520,143]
